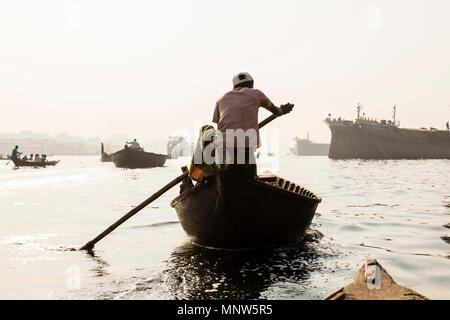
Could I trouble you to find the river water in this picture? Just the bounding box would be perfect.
[0,155,448,299]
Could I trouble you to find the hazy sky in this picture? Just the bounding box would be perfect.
[1,0,450,151]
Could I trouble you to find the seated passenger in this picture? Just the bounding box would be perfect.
[34,154,41,162]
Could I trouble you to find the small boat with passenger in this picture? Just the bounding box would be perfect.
[11,157,60,167]
[171,170,321,249]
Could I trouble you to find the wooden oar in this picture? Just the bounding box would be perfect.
[80,168,189,251]
[80,104,293,251]
[258,103,293,129]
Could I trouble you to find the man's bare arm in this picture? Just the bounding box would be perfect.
[262,103,294,116]
[262,103,283,116]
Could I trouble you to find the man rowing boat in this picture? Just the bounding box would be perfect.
[126,139,141,150]
[190,72,293,182]
[11,145,22,159]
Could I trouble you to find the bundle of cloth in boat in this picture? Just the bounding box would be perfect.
[189,125,257,183]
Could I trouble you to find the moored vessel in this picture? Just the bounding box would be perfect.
[325,104,450,159]
[291,133,330,156]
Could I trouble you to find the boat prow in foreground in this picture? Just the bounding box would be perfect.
[171,171,321,250]
[11,158,60,167]
[324,259,428,300]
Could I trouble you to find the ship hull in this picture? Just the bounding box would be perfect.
[327,123,450,160]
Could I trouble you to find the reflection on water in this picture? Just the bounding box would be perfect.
[129,221,179,229]
[86,251,110,278]
[162,230,326,300]
[1,156,449,299]
[441,236,450,245]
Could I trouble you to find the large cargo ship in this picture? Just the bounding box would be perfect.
[325,104,450,160]
[291,134,330,156]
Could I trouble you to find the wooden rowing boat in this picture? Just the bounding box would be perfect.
[11,157,60,167]
[170,170,321,249]
[324,259,428,300]
[111,147,167,169]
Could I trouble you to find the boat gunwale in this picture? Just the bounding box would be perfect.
[111,148,168,159]
[170,175,321,208]
[170,179,214,207]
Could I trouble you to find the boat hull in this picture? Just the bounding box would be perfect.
[11,158,60,167]
[111,148,167,169]
[171,172,321,249]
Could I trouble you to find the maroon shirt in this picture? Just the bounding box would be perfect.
[212,87,274,148]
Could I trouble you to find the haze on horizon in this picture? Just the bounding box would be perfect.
[1,0,450,152]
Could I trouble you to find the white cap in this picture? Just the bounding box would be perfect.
[232,72,254,87]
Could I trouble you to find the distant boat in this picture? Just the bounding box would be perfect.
[11,157,60,167]
[0,155,9,160]
[291,134,330,156]
[325,104,450,159]
[111,147,167,169]
[100,143,113,162]
[167,136,193,159]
